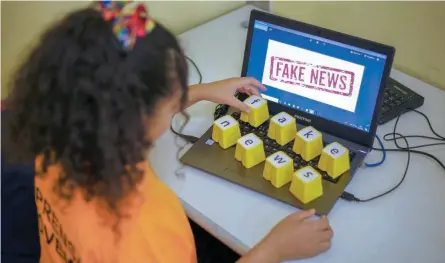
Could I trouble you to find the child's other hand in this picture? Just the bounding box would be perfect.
[259,209,333,262]
[193,77,266,112]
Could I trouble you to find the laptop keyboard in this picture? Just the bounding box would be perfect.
[231,112,356,184]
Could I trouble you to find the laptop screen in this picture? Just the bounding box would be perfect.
[246,20,388,133]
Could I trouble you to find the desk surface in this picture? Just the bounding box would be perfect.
[149,5,445,263]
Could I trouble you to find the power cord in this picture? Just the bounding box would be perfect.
[342,109,445,202]
[185,55,203,84]
[364,135,386,167]
[170,55,202,144]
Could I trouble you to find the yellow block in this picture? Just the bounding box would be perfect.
[268,112,297,146]
[240,95,269,127]
[318,142,350,179]
[212,115,241,149]
[292,126,323,161]
[263,151,294,188]
[235,133,266,168]
[289,166,323,204]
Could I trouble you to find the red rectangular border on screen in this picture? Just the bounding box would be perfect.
[269,56,355,97]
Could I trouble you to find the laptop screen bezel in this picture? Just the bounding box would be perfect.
[239,9,395,149]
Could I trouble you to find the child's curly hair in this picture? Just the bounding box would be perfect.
[7,7,188,218]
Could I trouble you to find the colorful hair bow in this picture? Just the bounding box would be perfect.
[96,0,156,49]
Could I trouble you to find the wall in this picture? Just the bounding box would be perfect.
[0,1,244,99]
[272,1,445,91]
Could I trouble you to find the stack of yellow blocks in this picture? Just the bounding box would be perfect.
[290,166,323,204]
[240,95,269,127]
[268,112,296,146]
[318,142,350,179]
[235,133,266,169]
[263,151,294,188]
[212,115,241,149]
[292,126,323,161]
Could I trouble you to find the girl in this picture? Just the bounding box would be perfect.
[7,2,333,263]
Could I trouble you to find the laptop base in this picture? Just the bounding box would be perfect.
[181,126,365,215]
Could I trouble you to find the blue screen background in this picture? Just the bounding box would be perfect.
[246,20,387,132]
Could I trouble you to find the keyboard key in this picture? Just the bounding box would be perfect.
[231,112,241,119]
[263,151,294,188]
[287,151,296,159]
[240,95,269,127]
[258,131,266,138]
[318,142,350,179]
[279,144,288,151]
[290,166,323,204]
[267,112,297,146]
[235,133,266,168]
[264,138,274,146]
[272,141,281,149]
[292,126,323,161]
[212,115,241,149]
[259,122,269,131]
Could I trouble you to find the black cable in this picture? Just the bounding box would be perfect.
[357,133,410,202]
[372,147,445,171]
[185,55,202,84]
[378,109,444,169]
[342,109,445,202]
[170,55,202,144]
[170,126,199,144]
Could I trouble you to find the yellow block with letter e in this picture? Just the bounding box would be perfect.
[292,126,323,161]
[240,95,269,127]
[318,142,350,179]
[290,166,323,204]
[263,151,294,188]
[235,133,266,168]
[212,115,241,149]
[268,112,296,146]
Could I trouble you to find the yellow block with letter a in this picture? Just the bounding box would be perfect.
[318,142,350,179]
[212,115,241,149]
[289,166,323,204]
[268,112,297,146]
[263,151,294,188]
[292,126,323,161]
[240,95,269,127]
[235,133,266,169]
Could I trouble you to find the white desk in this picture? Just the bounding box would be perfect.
[149,5,445,263]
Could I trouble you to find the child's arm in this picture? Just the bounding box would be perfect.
[185,77,266,111]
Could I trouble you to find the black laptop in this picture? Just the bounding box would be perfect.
[181,10,395,215]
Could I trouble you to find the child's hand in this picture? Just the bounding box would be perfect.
[238,209,333,263]
[263,209,333,261]
[190,77,266,112]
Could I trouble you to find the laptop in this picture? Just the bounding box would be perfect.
[181,10,395,215]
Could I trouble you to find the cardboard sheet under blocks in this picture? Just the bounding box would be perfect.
[290,166,323,204]
[263,151,294,188]
[268,112,297,146]
[212,115,241,149]
[235,133,266,168]
[240,95,269,127]
[318,142,351,179]
[292,126,323,161]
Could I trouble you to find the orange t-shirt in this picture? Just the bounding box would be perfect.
[35,158,196,263]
